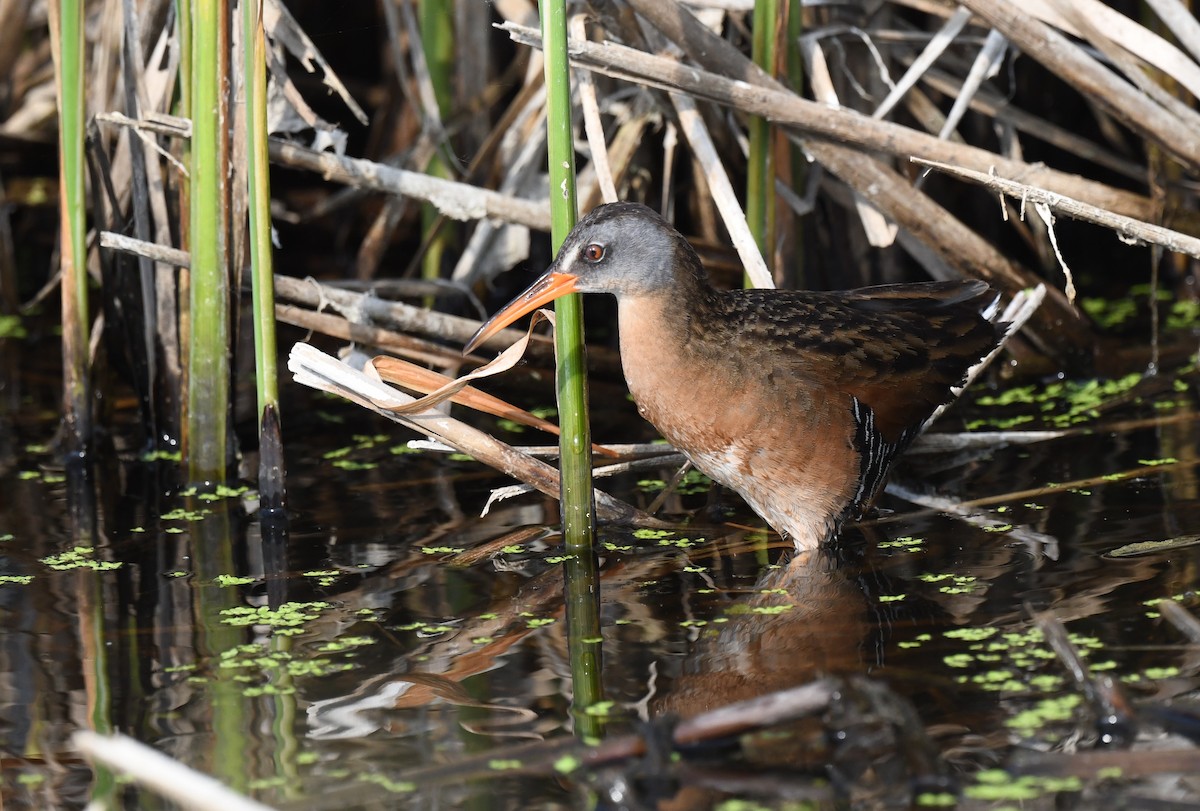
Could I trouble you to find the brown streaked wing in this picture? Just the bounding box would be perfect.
[712,281,1003,442]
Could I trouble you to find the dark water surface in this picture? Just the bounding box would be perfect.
[4,339,1200,809]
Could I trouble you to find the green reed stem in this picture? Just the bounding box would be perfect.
[186,0,230,483]
[177,0,191,120]
[746,0,779,286]
[49,0,90,455]
[419,0,454,289]
[786,0,809,288]
[190,497,251,792]
[541,0,603,740]
[243,0,278,416]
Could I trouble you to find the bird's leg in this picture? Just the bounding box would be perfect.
[646,459,693,516]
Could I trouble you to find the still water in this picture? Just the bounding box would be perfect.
[3,335,1200,809]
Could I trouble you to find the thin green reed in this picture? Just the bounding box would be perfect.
[186,0,230,483]
[786,1,808,288]
[49,0,91,455]
[746,0,779,286]
[540,0,604,741]
[419,1,454,289]
[243,0,279,416]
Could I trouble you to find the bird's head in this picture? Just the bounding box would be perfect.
[465,202,698,353]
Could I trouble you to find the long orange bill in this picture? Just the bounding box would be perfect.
[463,271,579,355]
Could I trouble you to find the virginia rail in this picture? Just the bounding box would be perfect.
[466,202,1005,549]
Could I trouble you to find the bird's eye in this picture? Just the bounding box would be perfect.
[583,243,605,263]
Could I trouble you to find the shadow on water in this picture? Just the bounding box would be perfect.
[4,343,1200,809]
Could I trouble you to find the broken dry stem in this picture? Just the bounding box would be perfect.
[287,343,650,526]
[500,21,1156,222]
[914,158,1200,260]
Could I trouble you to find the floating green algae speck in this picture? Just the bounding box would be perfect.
[971,372,1143,429]
[396,622,454,636]
[243,684,298,697]
[214,574,257,586]
[316,636,376,652]
[0,313,27,338]
[161,507,208,521]
[554,754,581,774]
[219,601,331,633]
[488,759,524,770]
[657,536,706,548]
[332,459,377,471]
[1167,299,1200,329]
[41,546,123,572]
[585,700,615,717]
[0,575,33,585]
[1028,674,1065,691]
[879,535,924,550]
[1007,693,1083,734]
[965,783,1040,802]
[163,663,197,674]
[965,770,1081,802]
[1080,297,1136,329]
[633,528,674,540]
[358,773,415,793]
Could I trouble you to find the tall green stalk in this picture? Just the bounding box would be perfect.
[540,0,603,740]
[186,0,230,483]
[190,497,252,791]
[746,0,779,286]
[243,0,278,415]
[419,1,454,286]
[50,0,90,455]
[786,0,808,288]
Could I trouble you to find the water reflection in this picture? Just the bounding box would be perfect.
[4,373,1200,809]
